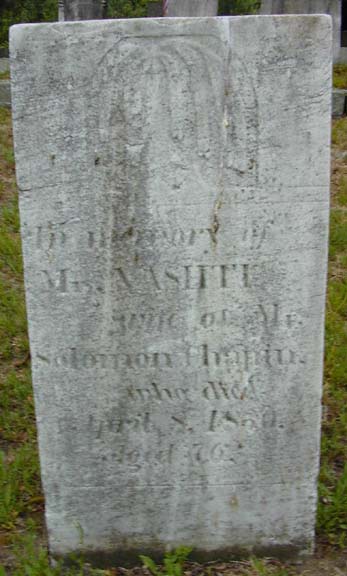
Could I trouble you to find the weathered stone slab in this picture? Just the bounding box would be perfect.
[10,16,331,564]
[166,0,218,17]
[260,1,340,61]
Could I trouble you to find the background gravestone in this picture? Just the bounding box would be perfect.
[10,15,331,565]
[166,0,218,16]
[59,0,107,20]
[147,2,163,17]
[260,0,341,61]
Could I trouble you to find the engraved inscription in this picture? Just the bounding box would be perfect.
[34,344,302,371]
[202,379,257,401]
[60,409,259,439]
[39,264,252,294]
[127,383,192,403]
[110,304,301,335]
[111,311,177,334]
[126,377,258,404]
[201,343,300,369]
[107,442,237,470]
[112,264,250,290]
[25,220,273,252]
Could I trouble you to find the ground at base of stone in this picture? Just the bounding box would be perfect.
[1,536,347,576]
[105,551,347,576]
[127,552,347,576]
[296,548,347,575]
[67,549,347,576]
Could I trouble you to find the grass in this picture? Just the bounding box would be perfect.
[315,117,347,548]
[0,71,10,81]
[0,107,44,572]
[0,109,346,574]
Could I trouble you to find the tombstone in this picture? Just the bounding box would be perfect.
[260,1,341,61]
[58,0,64,20]
[59,0,107,20]
[0,58,9,74]
[0,80,10,107]
[332,88,347,115]
[10,15,331,565]
[166,0,218,16]
[147,2,163,17]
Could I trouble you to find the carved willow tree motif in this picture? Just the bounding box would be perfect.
[93,36,259,199]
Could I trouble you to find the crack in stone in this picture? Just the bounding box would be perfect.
[211,196,223,247]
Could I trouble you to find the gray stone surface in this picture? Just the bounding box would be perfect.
[10,15,331,564]
[167,0,218,16]
[260,1,341,61]
[0,80,11,108]
[332,88,347,115]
